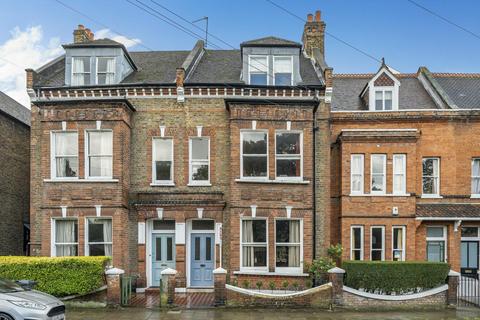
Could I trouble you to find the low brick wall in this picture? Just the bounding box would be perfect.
[225,283,332,308]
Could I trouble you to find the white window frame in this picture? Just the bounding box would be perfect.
[71,56,91,86]
[240,130,269,181]
[274,130,303,181]
[51,218,79,257]
[248,55,269,85]
[350,154,364,194]
[85,130,113,180]
[50,131,79,180]
[95,57,116,85]
[370,226,385,261]
[370,154,387,195]
[274,218,303,274]
[85,217,113,257]
[152,137,174,185]
[373,88,394,111]
[393,154,407,195]
[366,68,400,111]
[350,225,364,260]
[273,56,293,86]
[472,158,480,197]
[426,226,447,262]
[392,226,406,261]
[188,137,210,186]
[240,217,268,272]
[422,157,440,197]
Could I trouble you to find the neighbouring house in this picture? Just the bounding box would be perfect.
[0,91,30,255]
[26,7,480,292]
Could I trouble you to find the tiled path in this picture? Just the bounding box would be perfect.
[130,292,214,308]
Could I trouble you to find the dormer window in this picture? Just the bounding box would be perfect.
[72,57,91,86]
[375,89,393,111]
[96,57,115,85]
[273,56,293,85]
[361,63,400,111]
[249,56,268,85]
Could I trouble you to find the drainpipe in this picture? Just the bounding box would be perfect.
[313,108,319,260]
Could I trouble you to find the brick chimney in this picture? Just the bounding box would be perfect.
[73,24,94,43]
[302,10,326,59]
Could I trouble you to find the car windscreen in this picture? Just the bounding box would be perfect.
[0,279,25,293]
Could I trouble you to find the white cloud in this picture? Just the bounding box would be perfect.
[95,29,142,48]
[0,26,62,107]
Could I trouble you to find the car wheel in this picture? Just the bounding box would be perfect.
[0,313,14,320]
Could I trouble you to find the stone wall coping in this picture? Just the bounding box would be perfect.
[226,283,332,299]
[328,267,345,274]
[161,268,178,275]
[448,270,460,277]
[213,267,227,274]
[343,284,448,301]
[105,267,125,276]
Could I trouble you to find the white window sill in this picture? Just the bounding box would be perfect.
[421,194,443,199]
[150,182,175,187]
[349,193,411,197]
[44,178,119,183]
[187,182,212,187]
[235,178,310,185]
[471,194,480,199]
[234,270,309,277]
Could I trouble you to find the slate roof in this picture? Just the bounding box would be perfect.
[432,75,480,109]
[417,204,480,218]
[62,38,125,49]
[241,36,302,48]
[0,91,30,126]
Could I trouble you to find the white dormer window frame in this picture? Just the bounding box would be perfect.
[366,67,401,111]
[71,56,91,86]
[273,56,293,86]
[248,55,269,85]
[96,57,116,85]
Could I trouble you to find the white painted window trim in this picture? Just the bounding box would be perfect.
[426,226,448,262]
[392,226,406,261]
[51,218,79,257]
[350,154,364,194]
[152,137,174,186]
[85,130,113,180]
[84,217,113,257]
[460,226,480,240]
[422,157,440,197]
[240,129,269,181]
[350,225,364,261]
[248,55,269,85]
[188,137,210,186]
[240,217,269,272]
[274,130,303,181]
[370,154,387,195]
[472,158,480,197]
[373,88,395,111]
[95,56,116,85]
[71,56,91,86]
[393,154,407,195]
[274,218,303,275]
[366,67,400,111]
[50,131,79,180]
[370,226,385,261]
[273,56,293,86]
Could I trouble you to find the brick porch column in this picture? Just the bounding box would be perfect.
[213,267,227,306]
[447,270,460,306]
[161,268,177,305]
[328,267,345,306]
[105,267,124,306]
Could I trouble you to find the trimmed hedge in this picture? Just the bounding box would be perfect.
[0,256,110,297]
[343,260,449,294]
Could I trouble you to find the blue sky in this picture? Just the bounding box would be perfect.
[0,0,479,105]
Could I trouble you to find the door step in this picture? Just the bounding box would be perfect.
[185,288,214,293]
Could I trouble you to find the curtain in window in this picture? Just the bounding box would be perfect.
[72,58,85,85]
[473,160,480,194]
[242,220,253,267]
[393,155,405,193]
[106,58,115,84]
[89,131,113,177]
[288,220,300,267]
[103,219,113,256]
[55,220,77,256]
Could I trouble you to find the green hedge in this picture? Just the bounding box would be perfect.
[0,256,110,297]
[343,261,449,294]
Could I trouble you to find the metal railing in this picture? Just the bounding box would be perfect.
[458,275,480,307]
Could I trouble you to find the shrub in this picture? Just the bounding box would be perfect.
[343,260,449,294]
[255,281,263,290]
[0,256,110,297]
[242,279,250,289]
[306,257,335,285]
[327,244,343,262]
[268,281,275,291]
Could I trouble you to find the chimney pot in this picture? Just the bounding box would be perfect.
[307,13,313,22]
[315,10,321,21]
[73,25,94,43]
[78,24,85,30]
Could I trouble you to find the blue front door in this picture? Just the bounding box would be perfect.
[152,234,175,287]
[190,233,214,287]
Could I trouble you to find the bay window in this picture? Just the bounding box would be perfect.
[71,57,91,86]
[241,219,267,270]
[426,226,447,262]
[370,226,385,261]
[86,130,113,178]
[472,159,480,196]
[241,131,268,179]
[273,56,293,85]
[275,219,302,271]
[392,226,406,261]
[350,154,364,194]
[96,57,115,85]
[51,131,78,179]
[275,131,302,179]
[371,154,386,194]
[189,137,209,184]
[422,157,440,196]
[86,218,112,256]
[393,154,406,194]
[350,226,364,260]
[249,56,268,85]
[53,219,78,257]
[153,138,174,184]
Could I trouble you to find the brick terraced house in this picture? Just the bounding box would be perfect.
[27,9,480,290]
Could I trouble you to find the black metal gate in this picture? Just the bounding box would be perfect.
[458,276,480,307]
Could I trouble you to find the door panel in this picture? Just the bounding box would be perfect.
[190,234,215,287]
[152,234,175,287]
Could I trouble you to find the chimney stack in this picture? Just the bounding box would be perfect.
[73,24,94,43]
[302,10,326,59]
